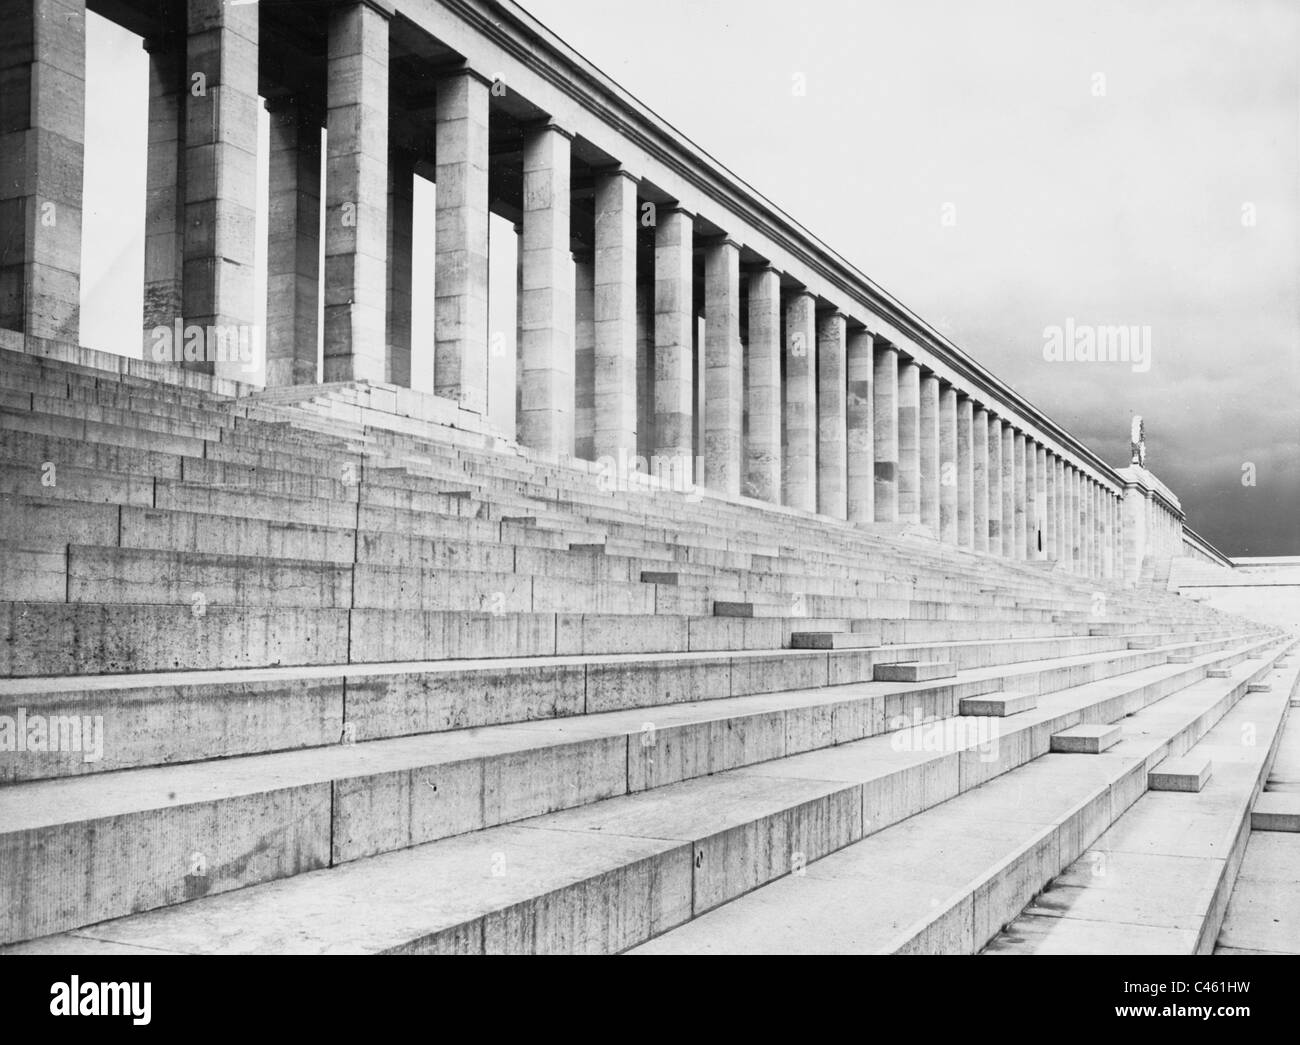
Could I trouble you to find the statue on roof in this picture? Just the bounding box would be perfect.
[1130,415,1146,468]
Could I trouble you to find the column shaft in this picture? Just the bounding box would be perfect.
[142,36,184,354]
[635,278,654,465]
[972,405,989,552]
[593,171,639,461]
[846,329,874,523]
[1023,439,1037,559]
[897,361,921,524]
[1091,482,1101,578]
[1035,444,1049,560]
[940,385,959,544]
[703,239,742,495]
[872,344,900,522]
[573,252,595,459]
[265,99,322,386]
[918,373,941,532]
[384,145,412,387]
[1056,461,1066,569]
[653,207,694,474]
[1107,493,1118,579]
[987,417,1003,553]
[745,266,781,503]
[518,123,574,454]
[1084,481,1093,577]
[782,291,817,511]
[1071,469,1082,570]
[816,311,848,518]
[1044,452,1057,560]
[323,2,388,383]
[0,0,86,343]
[184,0,259,377]
[1000,424,1016,557]
[1013,432,1028,559]
[433,71,490,409]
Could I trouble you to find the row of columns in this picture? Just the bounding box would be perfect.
[4,0,1128,580]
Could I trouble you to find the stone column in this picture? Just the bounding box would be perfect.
[1040,444,1050,558]
[1087,480,1097,578]
[704,238,742,496]
[745,265,781,503]
[1090,482,1101,578]
[940,385,959,544]
[816,311,848,518]
[1105,488,1114,579]
[1100,488,1111,579]
[141,35,185,356]
[1086,477,1096,578]
[636,278,653,465]
[1083,480,1093,577]
[573,250,595,459]
[593,170,638,462]
[1071,468,1082,571]
[323,1,389,384]
[1023,438,1037,559]
[1000,424,1016,557]
[0,0,86,343]
[987,415,1003,553]
[653,206,694,478]
[183,0,259,378]
[434,69,490,409]
[263,98,323,386]
[1083,474,1092,576]
[1013,432,1028,560]
[918,373,941,533]
[1116,494,1125,579]
[1111,493,1121,580]
[1044,451,1057,561]
[972,405,989,553]
[873,344,900,523]
[846,328,874,523]
[385,144,413,387]
[897,360,921,525]
[783,290,817,512]
[518,121,574,454]
[1055,460,1066,566]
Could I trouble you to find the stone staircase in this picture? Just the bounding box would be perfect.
[0,345,1290,954]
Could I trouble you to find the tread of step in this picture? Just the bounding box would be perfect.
[1,636,1281,949]
[984,650,1298,954]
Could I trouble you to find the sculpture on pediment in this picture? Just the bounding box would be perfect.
[1130,416,1146,468]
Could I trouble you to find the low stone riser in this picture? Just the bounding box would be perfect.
[7,640,1281,953]
[986,653,1298,955]
[906,660,1294,955]
[632,646,1291,955]
[0,632,1265,783]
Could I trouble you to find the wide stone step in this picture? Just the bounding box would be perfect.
[5,636,1282,952]
[1216,705,1300,954]
[986,651,1297,954]
[2,630,1270,783]
[631,645,1289,955]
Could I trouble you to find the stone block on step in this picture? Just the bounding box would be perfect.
[959,691,1036,717]
[874,661,955,683]
[1148,757,1212,793]
[1049,723,1121,754]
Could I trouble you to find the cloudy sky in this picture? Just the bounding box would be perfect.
[81,0,1297,554]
